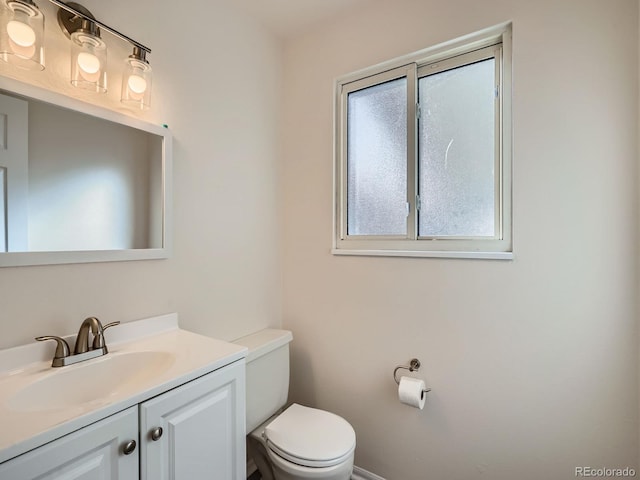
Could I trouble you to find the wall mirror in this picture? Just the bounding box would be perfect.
[0,76,172,267]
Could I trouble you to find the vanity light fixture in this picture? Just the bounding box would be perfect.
[0,0,153,107]
[0,0,45,71]
[54,1,152,102]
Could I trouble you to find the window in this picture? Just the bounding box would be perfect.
[333,25,512,259]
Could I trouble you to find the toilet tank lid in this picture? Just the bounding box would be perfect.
[233,328,293,363]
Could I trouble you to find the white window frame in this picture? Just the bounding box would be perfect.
[332,23,513,260]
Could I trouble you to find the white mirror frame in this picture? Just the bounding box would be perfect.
[0,75,172,267]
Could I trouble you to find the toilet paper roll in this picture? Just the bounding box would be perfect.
[398,376,426,409]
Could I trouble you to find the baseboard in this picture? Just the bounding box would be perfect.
[352,465,387,480]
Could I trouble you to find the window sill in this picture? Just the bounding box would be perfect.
[331,249,513,260]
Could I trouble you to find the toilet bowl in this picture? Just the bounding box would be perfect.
[249,404,355,480]
[233,329,356,480]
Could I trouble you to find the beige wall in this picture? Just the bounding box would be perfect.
[281,1,639,479]
[0,0,283,348]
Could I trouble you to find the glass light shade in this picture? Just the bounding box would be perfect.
[70,31,107,92]
[0,0,44,71]
[121,57,152,110]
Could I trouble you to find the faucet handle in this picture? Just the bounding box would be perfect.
[92,321,120,349]
[35,336,71,360]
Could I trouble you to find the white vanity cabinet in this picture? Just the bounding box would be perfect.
[0,406,139,479]
[0,361,246,480]
[140,359,245,480]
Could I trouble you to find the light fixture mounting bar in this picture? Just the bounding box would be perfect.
[47,0,151,54]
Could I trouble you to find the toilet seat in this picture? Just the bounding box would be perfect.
[267,440,354,468]
[264,403,356,468]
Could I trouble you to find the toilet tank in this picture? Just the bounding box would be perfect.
[233,328,293,433]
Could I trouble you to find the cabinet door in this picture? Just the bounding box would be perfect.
[140,361,246,480]
[0,406,138,480]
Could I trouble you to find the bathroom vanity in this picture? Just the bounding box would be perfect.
[0,313,247,480]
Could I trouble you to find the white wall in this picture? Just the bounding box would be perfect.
[0,0,283,348]
[281,1,639,479]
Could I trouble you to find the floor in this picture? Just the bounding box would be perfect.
[247,469,262,480]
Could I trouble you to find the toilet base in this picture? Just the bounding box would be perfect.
[248,434,276,480]
[267,445,353,480]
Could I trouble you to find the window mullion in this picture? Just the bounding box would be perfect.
[339,83,348,241]
[494,45,503,240]
[406,63,418,240]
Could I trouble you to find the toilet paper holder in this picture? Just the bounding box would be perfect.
[393,358,431,394]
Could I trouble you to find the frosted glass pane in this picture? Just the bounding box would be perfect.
[418,59,496,237]
[347,78,407,236]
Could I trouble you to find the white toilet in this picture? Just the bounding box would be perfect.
[234,329,356,480]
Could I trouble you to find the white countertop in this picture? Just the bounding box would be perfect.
[0,313,247,464]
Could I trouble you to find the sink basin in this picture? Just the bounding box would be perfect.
[7,351,175,412]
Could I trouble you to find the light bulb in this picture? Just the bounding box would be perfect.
[7,20,35,48]
[127,74,147,94]
[77,52,100,74]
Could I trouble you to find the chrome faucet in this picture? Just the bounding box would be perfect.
[36,317,120,367]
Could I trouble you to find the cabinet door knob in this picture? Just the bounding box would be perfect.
[150,426,163,441]
[123,439,137,455]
